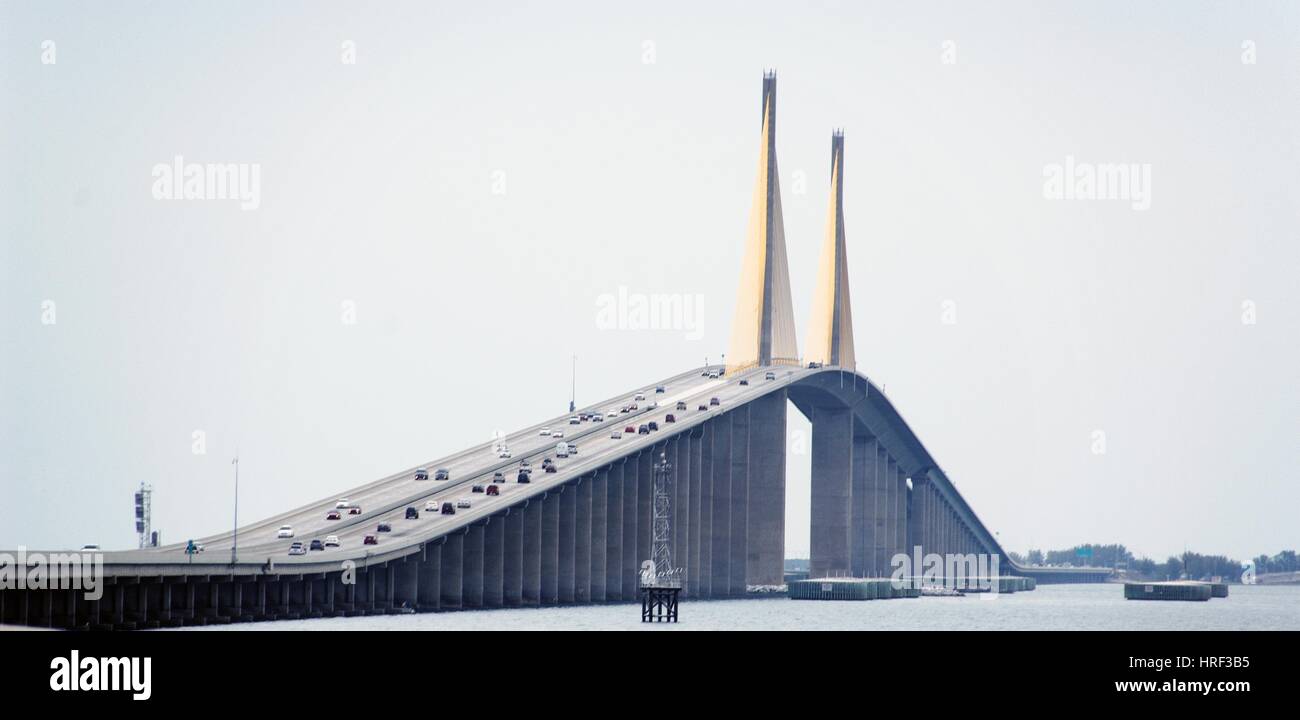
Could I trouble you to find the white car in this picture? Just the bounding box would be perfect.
[276,525,294,538]
[497,447,512,458]
[708,371,720,379]
[551,428,564,439]
[539,427,551,437]
[80,544,100,552]
[335,499,349,509]
[568,416,580,425]
[425,500,439,513]
[567,442,578,455]
[457,498,472,509]
[324,535,340,548]
[635,393,646,401]
[593,413,604,422]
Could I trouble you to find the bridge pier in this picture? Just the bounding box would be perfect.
[484,514,505,608]
[622,456,639,600]
[463,524,485,609]
[502,508,521,607]
[440,531,464,610]
[810,404,852,578]
[850,435,869,577]
[523,499,542,605]
[573,476,591,603]
[559,484,577,603]
[418,541,441,611]
[710,412,733,595]
[605,462,623,601]
[542,491,560,605]
[695,421,712,597]
[729,405,750,596]
[589,470,608,602]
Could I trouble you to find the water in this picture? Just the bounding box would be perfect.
[182,584,1300,631]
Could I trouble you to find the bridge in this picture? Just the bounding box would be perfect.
[0,72,1109,630]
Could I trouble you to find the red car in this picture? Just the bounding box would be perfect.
[486,485,500,496]
[363,535,377,545]
[348,506,362,515]
[326,511,341,520]
[624,426,636,434]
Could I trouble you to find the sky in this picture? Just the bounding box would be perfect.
[1,0,1297,562]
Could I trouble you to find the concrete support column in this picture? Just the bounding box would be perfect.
[637,451,653,583]
[810,404,853,578]
[894,461,907,565]
[503,510,523,607]
[673,434,692,587]
[440,531,464,610]
[605,462,623,601]
[523,500,543,605]
[729,404,750,595]
[692,424,711,596]
[542,491,560,605]
[622,456,639,600]
[463,523,485,608]
[590,470,608,602]
[418,542,442,611]
[868,440,889,577]
[909,474,928,559]
[884,455,900,570]
[559,483,577,603]
[484,516,505,608]
[710,412,733,595]
[748,389,785,584]
[850,435,869,577]
[574,477,591,603]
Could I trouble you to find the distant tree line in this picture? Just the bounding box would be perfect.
[1011,544,1298,583]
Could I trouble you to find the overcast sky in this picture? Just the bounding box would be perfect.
[2,0,1296,562]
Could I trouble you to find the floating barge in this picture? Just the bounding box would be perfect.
[1123,581,1229,601]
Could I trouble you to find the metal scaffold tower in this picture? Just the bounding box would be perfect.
[640,450,682,622]
[134,483,153,549]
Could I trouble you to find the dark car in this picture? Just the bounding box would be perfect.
[405,507,419,519]
[739,379,749,386]
[493,471,505,483]
[655,386,665,393]
[472,484,485,493]
[710,397,720,406]
[519,459,531,468]
[638,424,650,435]
[517,472,531,484]
[624,425,636,434]
[348,506,362,515]
[441,502,456,515]
[665,414,676,423]
[434,469,450,481]
[544,464,557,473]
[363,535,377,545]
[765,371,776,380]
[647,421,658,431]
[698,404,708,411]
[414,468,429,481]
[326,511,341,520]
[807,361,823,369]
[486,485,500,496]
[309,539,325,551]
[676,401,687,411]
[377,522,392,533]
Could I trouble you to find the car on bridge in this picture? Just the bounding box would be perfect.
[326,511,341,520]
[552,428,564,438]
[472,484,485,493]
[324,535,340,548]
[593,413,604,422]
[638,424,650,435]
[486,485,500,496]
[519,459,531,468]
[348,506,362,515]
[765,371,776,381]
[415,468,429,481]
[288,542,306,555]
[676,401,688,410]
[707,371,719,379]
[434,469,450,481]
[81,544,100,552]
[363,535,378,545]
[335,498,350,509]
[539,427,551,436]
[556,442,569,458]
[697,404,708,411]
[566,442,578,455]
[647,421,658,431]
[544,464,557,473]
[739,379,749,386]
[425,500,439,513]
[655,386,666,393]
[277,525,294,538]
[377,523,392,533]
[493,471,505,483]
[441,502,455,514]
[517,472,532,483]
[569,416,580,425]
[610,431,622,439]
[457,498,472,509]
[710,397,720,406]
[665,413,676,423]
[309,539,325,551]
[405,507,419,519]
[497,446,512,459]
[624,425,636,434]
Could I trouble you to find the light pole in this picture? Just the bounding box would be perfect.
[231,455,239,565]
